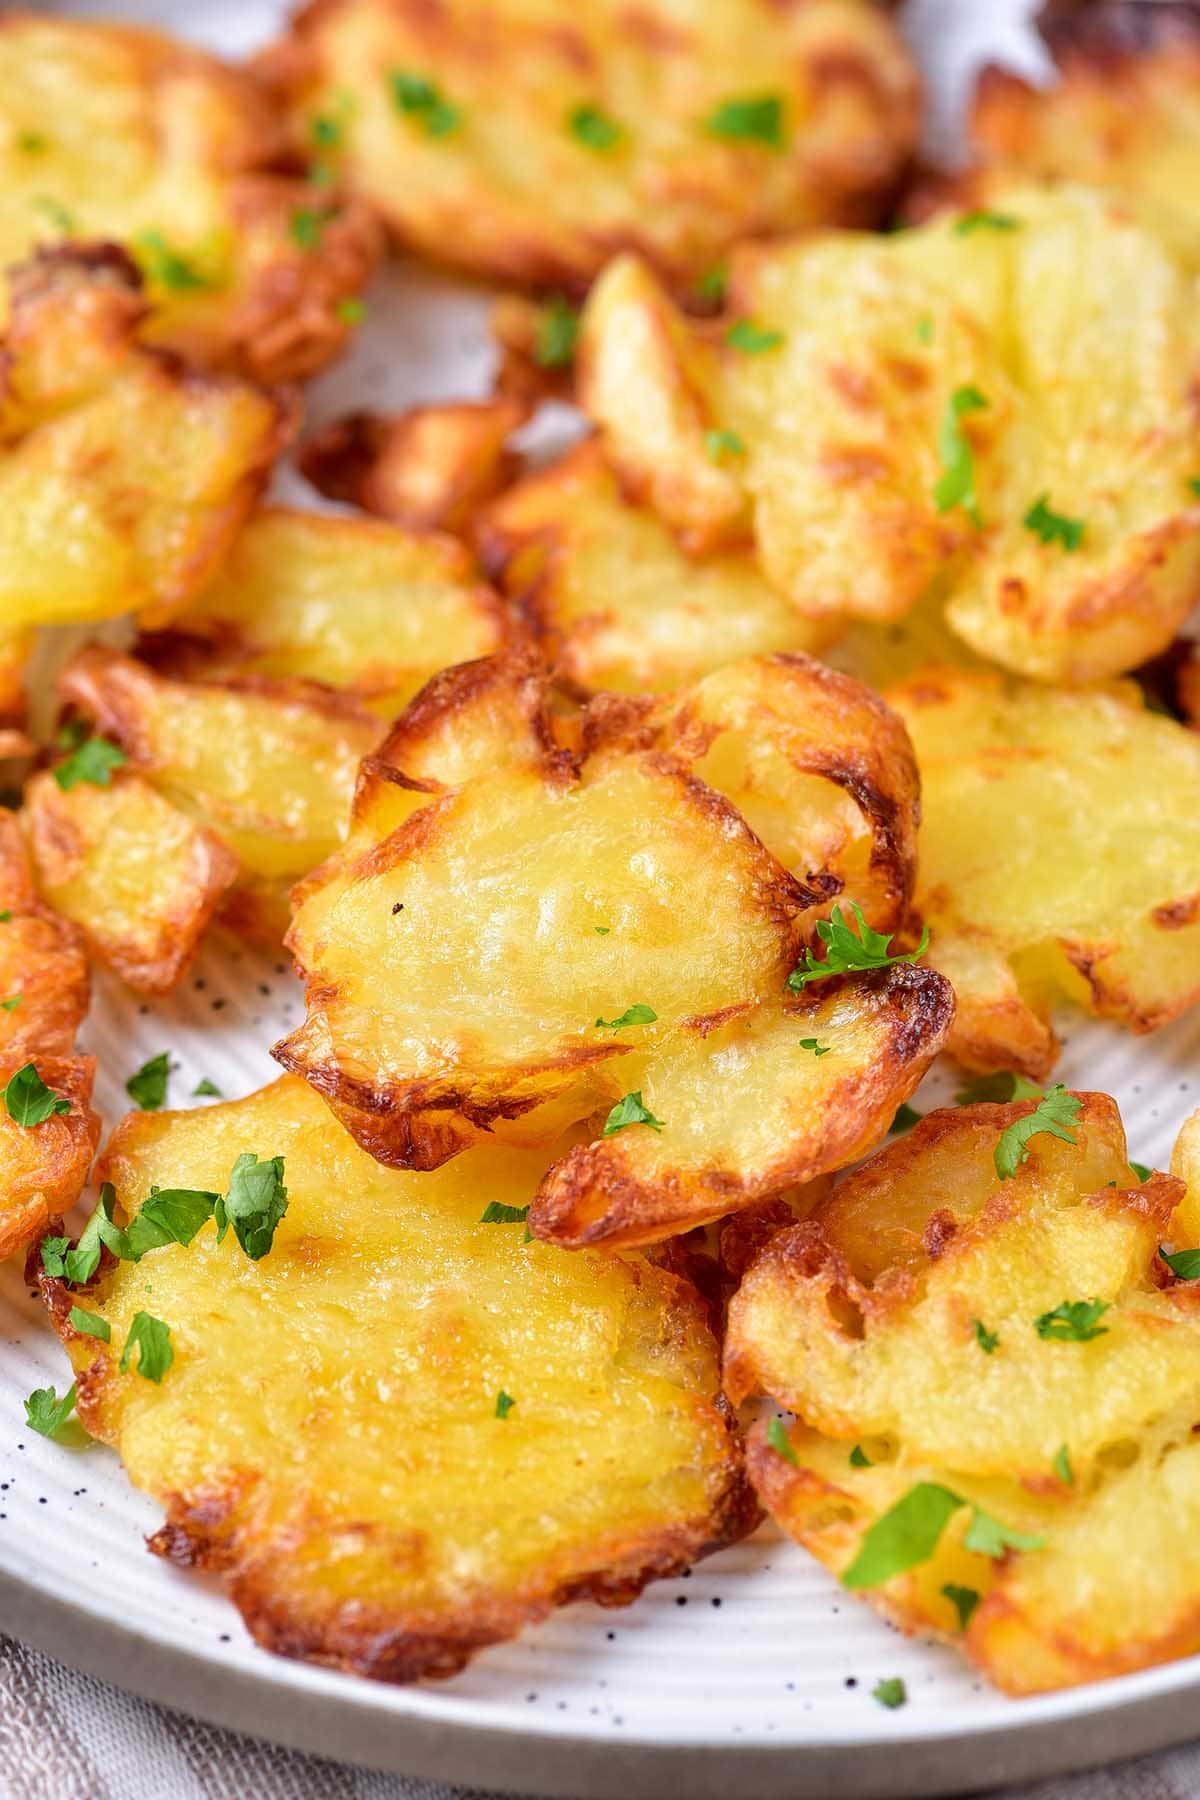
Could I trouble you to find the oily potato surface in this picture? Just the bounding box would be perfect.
[889,669,1200,1077]
[579,185,1200,683]
[0,13,380,381]
[263,0,918,293]
[727,1095,1200,1694]
[42,1076,752,1681]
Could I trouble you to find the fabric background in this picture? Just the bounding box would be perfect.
[0,1631,1195,1800]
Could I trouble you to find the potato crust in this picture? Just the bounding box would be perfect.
[0,1054,99,1261]
[726,1095,1200,1695]
[578,186,1200,683]
[261,0,918,294]
[888,668,1200,1076]
[38,1076,754,1682]
[0,13,381,381]
[0,812,89,1060]
[0,248,293,634]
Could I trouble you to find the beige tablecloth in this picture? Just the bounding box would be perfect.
[1,1631,1197,1800]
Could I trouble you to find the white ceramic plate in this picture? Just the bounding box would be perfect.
[7,3,1200,1794]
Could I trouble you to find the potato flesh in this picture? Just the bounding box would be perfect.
[0,811,89,1060]
[53,1077,745,1678]
[580,186,1200,682]
[0,1054,99,1259]
[155,508,507,716]
[889,670,1200,1069]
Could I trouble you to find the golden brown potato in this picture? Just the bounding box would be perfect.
[889,669,1200,1078]
[725,1094,1200,1695]
[579,186,1200,684]
[0,1054,99,1261]
[0,248,292,634]
[261,0,918,295]
[0,13,381,381]
[1172,1104,1200,1242]
[300,399,529,536]
[23,770,238,996]
[0,811,89,1059]
[137,507,513,720]
[57,645,379,945]
[40,1075,753,1681]
[475,440,834,695]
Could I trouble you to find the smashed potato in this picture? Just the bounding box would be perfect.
[261,0,918,294]
[579,185,1200,683]
[23,771,238,996]
[0,812,89,1059]
[0,13,380,381]
[58,646,379,945]
[0,248,291,634]
[889,670,1200,1077]
[725,1093,1200,1695]
[280,649,947,1238]
[41,1075,752,1680]
[0,1055,99,1261]
[139,507,512,719]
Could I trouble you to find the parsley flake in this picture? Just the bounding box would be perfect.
[309,110,344,149]
[480,1201,530,1225]
[694,264,727,305]
[602,1091,664,1136]
[955,1071,1043,1106]
[842,1482,963,1589]
[706,428,746,462]
[954,209,1021,236]
[568,103,622,150]
[1130,1161,1153,1183]
[1024,493,1085,551]
[593,925,611,935]
[290,205,336,250]
[1189,477,1200,497]
[915,315,934,345]
[1053,1442,1073,1485]
[849,1443,873,1469]
[1034,1298,1110,1343]
[973,1319,999,1355]
[192,1078,222,1098]
[0,995,19,1012]
[336,297,366,325]
[39,1236,70,1279]
[963,1508,1045,1558]
[994,1085,1082,1180]
[126,1052,170,1112]
[118,1186,222,1260]
[941,1584,980,1631]
[3,1064,70,1127]
[69,1306,110,1343]
[594,1004,657,1032]
[933,385,988,525]
[24,1383,77,1440]
[889,1102,922,1135]
[389,70,461,137]
[535,295,579,369]
[726,318,784,354]
[135,230,212,292]
[1160,1243,1200,1280]
[0,912,10,922]
[495,1389,516,1419]
[53,736,126,792]
[798,1038,832,1057]
[766,1415,798,1465]
[215,1153,288,1261]
[872,1677,906,1710]
[787,902,928,990]
[17,131,47,154]
[119,1312,173,1383]
[705,95,785,148]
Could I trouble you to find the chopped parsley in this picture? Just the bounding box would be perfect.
[215,1153,288,1261]
[962,1509,1045,1558]
[16,131,47,154]
[1053,1443,1073,1485]
[192,1078,222,1098]
[389,70,461,137]
[1024,493,1085,551]
[955,1071,1043,1106]
[706,428,746,462]
[1034,1298,1110,1344]
[3,1063,70,1127]
[289,205,336,250]
[335,297,366,325]
[1160,1243,1200,1279]
[953,210,1021,236]
[889,1103,922,1135]
[480,1201,530,1225]
[915,315,934,345]
[766,1416,798,1464]
[126,1052,170,1112]
[994,1085,1081,1180]
[568,103,622,150]
[972,1319,999,1355]
[704,95,784,148]
[602,1091,664,1136]
[534,295,579,368]
[309,110,344,149]
[39,1236,70,1279]
[849,1443,873,1469]
[119,1312,173,1383]
[53,735,126,792]
[941,1584,980,1631]
[24,1383,77,1440]
[1190,477,1200,497]
[0,995,19,1012]
[933,385,988,525]
[871,1677,906,1710]
[787,902,928,990]
[726,318,784,354]
[593,925,611,935]
[68,1306,110,1343]
[842,1482,1044,1589]
[0,912,10,923]
[135,230,212,292]
[798,1038,832,1057]
[118,1186,222,1260]
[594,1004,657,1032]
[1130,1160,1153,1183]
[495,1389,516,1419]
[694,264,727,305]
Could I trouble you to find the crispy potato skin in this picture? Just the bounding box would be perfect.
[889,668,1200,1075]
[0,811,89,1058]
[0,14,381,381]
[0,1054,99,1260]
[262,0,918,295]
[23,770,238,996]
[578,188,1200,683]
[300,400,529,536]
[0,248,293,632]
[726,1095,1200,1695]
[137,506,513,720]
[39,1077,754,1682]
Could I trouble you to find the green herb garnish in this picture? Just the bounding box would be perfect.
[568,103,622,150]
[1024,493,1085,551]
[767,1416,798,1465]
[24,1383,77,1440]
[480,1201,530,1225]
[3,1064,70,1127]
[53,736,126,792]
[126,1053,170,1113]
[594,1004,657,1032]
[726,318,784,354]
[973,1319,999,1355]
[787,903,928,990]
[535,295,579,368]
[933,385,988,525]
[68,1306,110,1343]
[705,95,784,147]
[119,1312,173,1383]
[994,1085,1082,1180]
[602,1091,664,1136]
[389,70,460,137]
[495,1389,516,1419]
